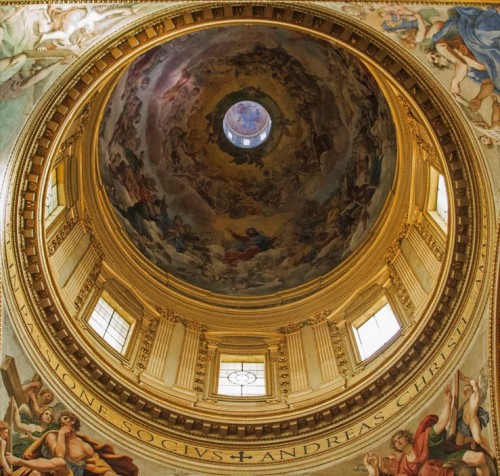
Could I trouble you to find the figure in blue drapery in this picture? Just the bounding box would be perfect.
[429,7,500,109]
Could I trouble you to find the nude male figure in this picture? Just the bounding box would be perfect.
[7,412,117,476]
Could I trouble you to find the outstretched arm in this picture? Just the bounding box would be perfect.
[10,397,33,434]
[434,383,453,434]
[21,381,41,394]
[18,58,71,91]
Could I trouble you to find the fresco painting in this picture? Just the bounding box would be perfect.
[0,4,153,153]
[336,4,500,157]
[362,371,497,475]
[0,318,139,476]
[98,26,398,295]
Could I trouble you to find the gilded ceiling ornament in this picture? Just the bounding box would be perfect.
[2,4,494,467]
[384,222,411,264]
[328,323,351,376]
[415,215,445,262]
[280,322,304,334]
[74,261,102,311]
[47,214,78,256]
[308,309,331,326]
[156,306,180,323]
[389,270,416,317]
[135,316,160,373]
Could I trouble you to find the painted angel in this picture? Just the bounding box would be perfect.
[457,369,496,458]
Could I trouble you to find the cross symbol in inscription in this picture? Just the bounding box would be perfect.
[230,451,253,463]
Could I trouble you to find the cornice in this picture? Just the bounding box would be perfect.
[1,2,496,472]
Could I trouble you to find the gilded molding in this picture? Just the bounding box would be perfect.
[280,322,304,334]
[328,323,350,376]
[183,319,207,333]
[58,96,97,155]
[74,261,102,311]
[194,337,208,395]
[2,2,492,458]
[398,95,439,167]
[389,268,416,317]
[278,340,290,396]
[47,214,78,256]
[384,222,410,265]
[157,306,181,324]
[135,316,160,373]
[307,309,331,326]
[82,212,104,259]
[415,216,445,262]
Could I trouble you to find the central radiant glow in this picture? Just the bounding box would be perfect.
[223,101,272,148]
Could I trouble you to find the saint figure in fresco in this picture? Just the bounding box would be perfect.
[427,7,500,111]
[7,411,138,476]
[223,227,278,265]
[363,385,494,476]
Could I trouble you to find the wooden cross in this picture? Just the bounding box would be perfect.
[1,355,42,457]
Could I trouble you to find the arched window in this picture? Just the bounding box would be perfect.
[428,166,448,232]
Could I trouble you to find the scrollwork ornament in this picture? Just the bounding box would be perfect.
[157,306,180,323]
[74,261,102,311]
[194,338,208,394]
[307,309,331,326]
[280,322,304,334]
[48,215,78,256]
[329,324,350,376]
[135,316,160,373]
[385,221,410,264]
[389,270,416,317]
[278,340,290,396]
[415,216,445,262]
[183,319,206,333]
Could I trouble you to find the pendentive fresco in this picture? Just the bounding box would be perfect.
[0,316,139,476]
[0,3,499,476]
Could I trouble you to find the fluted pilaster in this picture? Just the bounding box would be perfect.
[175,321,205,391]
[145,311,179,378]
[281,323,309,392]
[310,318,338,382]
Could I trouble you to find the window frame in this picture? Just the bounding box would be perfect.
[86,295,135,357]
[351,301,401,362]
[217,354,267,397]
[427,166,448,234]
[45,164,66,228]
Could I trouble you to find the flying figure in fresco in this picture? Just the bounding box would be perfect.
[223,227,278,265]
[456,370,495,459]
[425,7,500,112]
